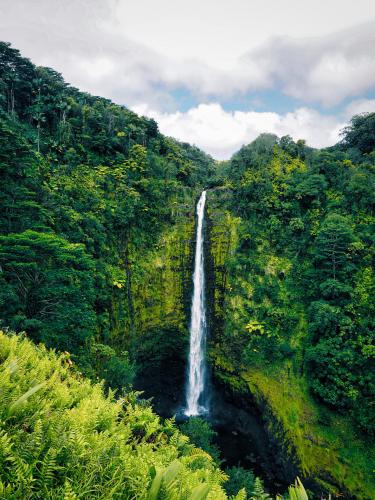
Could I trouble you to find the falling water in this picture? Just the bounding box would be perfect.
[185,190,208,416]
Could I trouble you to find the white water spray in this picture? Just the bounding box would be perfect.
[185,190,208,416]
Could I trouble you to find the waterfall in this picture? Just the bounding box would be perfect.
[185,190,208,417]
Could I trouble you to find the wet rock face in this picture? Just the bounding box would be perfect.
[131,203,196,415]
[135,356,186,418]
[209,380,297,493]
[136,362,297,494]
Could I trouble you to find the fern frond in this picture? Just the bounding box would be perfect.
[8,382,46,416]
[36,447,59,491]
[63,479,77,500]
[288,477,309,500]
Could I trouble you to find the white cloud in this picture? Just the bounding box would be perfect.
[115,0,375,70]
[1,0,374,160]
[246,24,375,106]
[1,0,374,108]
[1,0,374,159]
[344,98,375,118]
[132,103,346,159]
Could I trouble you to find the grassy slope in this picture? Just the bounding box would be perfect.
[212,338,375,499]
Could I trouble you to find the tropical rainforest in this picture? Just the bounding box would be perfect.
[0,41,374,499]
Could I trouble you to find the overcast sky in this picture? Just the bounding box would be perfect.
[1,0,375,158]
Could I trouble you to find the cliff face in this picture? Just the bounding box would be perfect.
[205,188,375,500]
[133,208,194,367]
[205,189,241,341]
[108,193,197,414]
[104,186,374,498]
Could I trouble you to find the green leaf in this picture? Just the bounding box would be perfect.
[163,460,182,484]
[147,468,163,500]
[189,483,211,500]
[9,382,46,415]
[288,477,308,500]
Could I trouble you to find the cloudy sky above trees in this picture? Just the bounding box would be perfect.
[1,0,375,158]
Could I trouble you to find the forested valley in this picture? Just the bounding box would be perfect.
[0,42,374,499]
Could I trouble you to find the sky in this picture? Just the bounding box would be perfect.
[1,0,375,159]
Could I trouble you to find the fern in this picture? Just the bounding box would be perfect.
[231,488,247,500]
[63,480,78,500]
[0,480,14,497]
[0,331,229,499]
[12,453,35,497]
[36,447,59,491]
[251,477,272,500]
[0,430,16,482]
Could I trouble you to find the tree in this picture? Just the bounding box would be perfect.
[279,135,298,157]
[180,417,220,463]
[341,112,375,154]
[314,214,355,280]
[0,42,35,118]
[292,174,327,206]
[346,170,375,212]
[0,230,96,352]
[0,118,45,234]
[84,342,136,391]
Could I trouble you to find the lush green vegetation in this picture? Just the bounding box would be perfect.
[0,330,230,498]
[180,418,221,465]
[179,419,262,499]
[208,116,375,497]
[1,40,374,498]
[0,330,314,499]
[0,41,214,387]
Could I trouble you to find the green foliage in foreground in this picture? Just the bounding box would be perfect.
[0,331,229,499]
[0,331,311,499]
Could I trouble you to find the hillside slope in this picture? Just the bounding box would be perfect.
[207,128,375,498]
[0,330,230,499]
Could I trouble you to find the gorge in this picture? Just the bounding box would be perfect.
[136,188,297,495]
[0,41,374,499]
